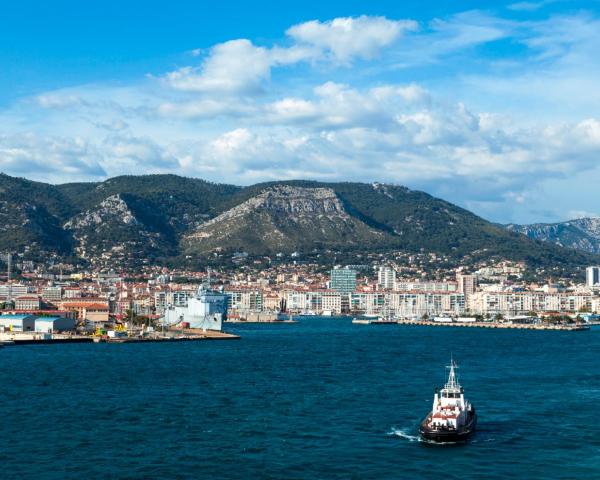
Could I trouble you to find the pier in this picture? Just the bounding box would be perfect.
[0,329,240,345]
[394,320,590,331]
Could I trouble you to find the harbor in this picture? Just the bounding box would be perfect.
[3,314,599,479]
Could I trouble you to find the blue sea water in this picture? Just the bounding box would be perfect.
[2,318,600,479]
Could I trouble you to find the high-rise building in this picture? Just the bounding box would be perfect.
[330,267,357,294]
[586,266,600,287]
[456,274,477,297]
[377,266,396,290]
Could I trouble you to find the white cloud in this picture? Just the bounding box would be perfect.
[165,15,415,94]
[36,94,87,109]
[0,133,105,182]
[507,1,556,12]
[2,11,600,223]
[286,16,417,63]
[165,39,273,94]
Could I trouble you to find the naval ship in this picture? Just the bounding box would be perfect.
[419,360,477,442]
[162,280,228,332]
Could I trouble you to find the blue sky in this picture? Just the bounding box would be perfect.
[1,0,600,224]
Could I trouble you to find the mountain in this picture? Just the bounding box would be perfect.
[506,217,600,254]
[0,174,74,258]
[183,185,391,255]
[0,172,595,272]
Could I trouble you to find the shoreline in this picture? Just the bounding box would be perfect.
[396,320,589,331]
[0,329,240,345]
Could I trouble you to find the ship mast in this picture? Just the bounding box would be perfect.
[445,358,460,389]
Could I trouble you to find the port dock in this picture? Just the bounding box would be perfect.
[394,320,590,331]
[0,329,240,345]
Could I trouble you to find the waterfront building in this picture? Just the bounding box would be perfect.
[59,298,110,322]
[0,314,36,332]
[469,291,592,316]
[34,316,76,333]
[351,292,386,315]
[389,292,465,319]
[262,294,281,311]
[226,289,263,312]
[330,267,357,294]
[321,292,342,314]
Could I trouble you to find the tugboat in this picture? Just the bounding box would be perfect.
[419,360,477,443]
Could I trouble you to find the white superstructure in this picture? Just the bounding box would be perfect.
[162,283,228,331]
[426,361,474,431]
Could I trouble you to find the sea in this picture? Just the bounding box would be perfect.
[2,317,599,479]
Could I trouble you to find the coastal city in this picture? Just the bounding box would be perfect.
[2,251,600,343]
[5,2,600,477]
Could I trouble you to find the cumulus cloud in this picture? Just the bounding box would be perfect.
[0,133,105,182]
[3,11,600,222]
[286,16,417,63]
[101,134,181,173]
[164,15,415,93]
[165,39,274,94]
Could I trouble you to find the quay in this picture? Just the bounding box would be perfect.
[226,311,296,323]
[96,329,240,343]
[395,320,590,331]
[0,329,239,346]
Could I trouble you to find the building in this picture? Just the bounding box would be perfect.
[226,289,263,312]
[377,266,396,290]
[42,286,62,304]
[62,287,82,299]
[586,266,600,287]
[34,316,76,333]
[0,314,36,332]
[60,298,110,322]
[0,284,31,300]
[456,274,477,299]
[388,292,465,319]
[469,291,592,316]
[262,294,281,311]
[14,295,41,311]
[330,267,357,294]
[395,281,458,292]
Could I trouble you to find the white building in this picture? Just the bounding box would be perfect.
[586,266,600,287]
[457,274,477,298]
[377,266,396,290]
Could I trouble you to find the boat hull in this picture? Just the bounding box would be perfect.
[419,411,477,443]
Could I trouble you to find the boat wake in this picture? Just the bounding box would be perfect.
[388,428,420,443]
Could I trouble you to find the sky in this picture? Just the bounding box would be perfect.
[1,0,600,224]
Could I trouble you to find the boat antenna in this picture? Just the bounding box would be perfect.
[446,356,459,389]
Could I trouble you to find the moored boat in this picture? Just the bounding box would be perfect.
[419,360,477,443]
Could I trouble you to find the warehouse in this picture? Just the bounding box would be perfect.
[35,317,76,333]
[0,314,36,332]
